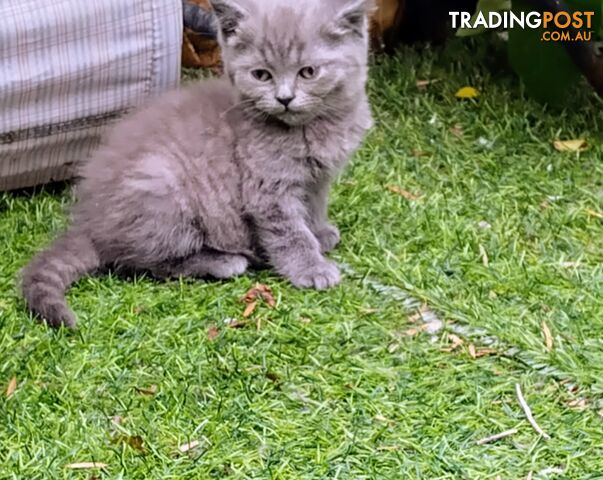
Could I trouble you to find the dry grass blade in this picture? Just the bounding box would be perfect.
[65,463,108,470]
[479,244,489,267]
[377,445,400,452]
[178,440,200,453]
[567,398,588,410]
[408,305,428,323]
[403,324,429,337]
[374,414,391,423]
[136,385,158,396]
[468,344,477,359]
[386,185,421,201]
[260,287,276,307]
[240,284,276,308]
[448,333,464,349]
[416,78,440,88]
[6,376,16,398]
[515,383,551,440]
[441,333,464,352]
[542,321,553,351]
[243,301,257,318]
[585,208,603,219]
[112,435,146,453]
[411,149,429,157]
[225,319,247,329]
[476,428,518,445]
[207,326,219,342]
[474,348,497,358]
[449,124,464,138]
[553,139,587,152]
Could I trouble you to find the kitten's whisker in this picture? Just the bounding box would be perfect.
[219,98,256,118]
[242,105,271,123]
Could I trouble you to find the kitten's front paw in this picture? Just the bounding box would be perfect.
[315,224,340,253]
[290,260,341,290]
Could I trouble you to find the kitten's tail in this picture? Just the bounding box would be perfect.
[21,230,100,328]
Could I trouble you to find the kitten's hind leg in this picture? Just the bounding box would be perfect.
[151,250,249,280]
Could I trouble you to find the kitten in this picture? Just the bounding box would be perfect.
[21,0,373,328]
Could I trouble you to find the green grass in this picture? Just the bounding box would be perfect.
[1,38,603,478]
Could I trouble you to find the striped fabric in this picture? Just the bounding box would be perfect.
[0,0,182,191]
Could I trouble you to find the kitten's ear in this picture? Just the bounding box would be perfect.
[329,0,374,38]
[209,0,251,40]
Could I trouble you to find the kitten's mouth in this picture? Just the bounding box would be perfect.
[250,103,314,126]
[273,108,313,126]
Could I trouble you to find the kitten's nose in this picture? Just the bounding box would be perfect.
[276,96,294,107]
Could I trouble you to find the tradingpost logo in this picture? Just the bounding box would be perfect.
[450,10,596,41]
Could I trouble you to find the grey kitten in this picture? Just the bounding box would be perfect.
[21,0,373,328]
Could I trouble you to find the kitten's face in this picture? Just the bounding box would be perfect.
[212,0,371,126]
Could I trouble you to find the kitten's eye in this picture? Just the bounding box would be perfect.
[299,66,317,79]
[251,69,272,82]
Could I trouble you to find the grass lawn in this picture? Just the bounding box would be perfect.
[1,38,602,479]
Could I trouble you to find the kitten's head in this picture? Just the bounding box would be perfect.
[210,0,372,126]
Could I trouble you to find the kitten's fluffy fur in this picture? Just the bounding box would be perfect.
[21,0,373,328]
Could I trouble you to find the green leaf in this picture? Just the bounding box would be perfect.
[568,0,602,33]
[508,0,581,103]
[507,0,602,102]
